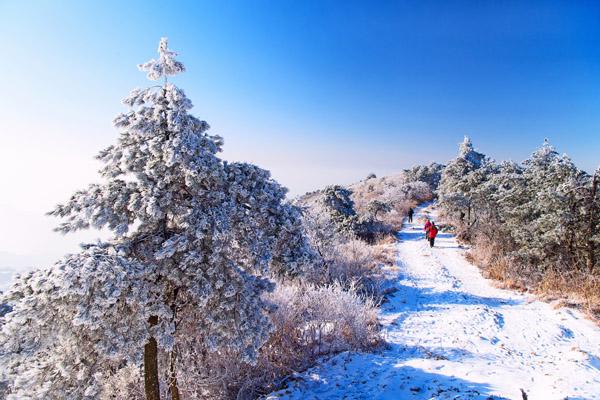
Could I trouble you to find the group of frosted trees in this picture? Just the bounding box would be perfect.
[439,137,600,285]
[0,39,318,400]
[401,163,445,192]
[297,172,435,298]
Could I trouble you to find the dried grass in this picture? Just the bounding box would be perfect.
[537,270,600,320]
[466,234,600,322]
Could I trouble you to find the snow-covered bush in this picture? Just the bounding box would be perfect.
[267,281,380,354]
[401,162,445,191]
[0,38,316,400]
[321,185,362,236]
[299,200,383,295]
[366,200,392,219]
[324,239,383,296]
[229,281,380,398]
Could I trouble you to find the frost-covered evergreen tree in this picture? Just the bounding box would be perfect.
[322,185,360,236]
[581,167,600,272]
[508,140,590,272]
[438,136,493,227]
[366,200,391,220]
[402,162,445,191]
[0,38,315,400]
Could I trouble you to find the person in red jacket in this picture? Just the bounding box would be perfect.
[428,222,439,247]
[424,219,432,239]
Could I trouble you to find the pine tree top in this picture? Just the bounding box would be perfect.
[138,37,185,81]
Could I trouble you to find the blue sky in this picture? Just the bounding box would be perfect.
[1,0,599,274]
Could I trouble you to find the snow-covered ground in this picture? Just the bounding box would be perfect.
[267,205,600,400]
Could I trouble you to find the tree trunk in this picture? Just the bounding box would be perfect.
[568,195,577,264]
[144,315,161,400]
[467,204,471,225]
[168,349,180,400]
[167,287,180,400]
[587,173,598,272]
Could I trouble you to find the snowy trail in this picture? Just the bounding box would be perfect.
[267,205,600,400]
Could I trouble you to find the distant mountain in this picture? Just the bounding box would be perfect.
[0,252,42,292]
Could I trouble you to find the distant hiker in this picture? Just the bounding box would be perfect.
[423,219,432,239]
[428,222,439,248]
[408,207,414,223]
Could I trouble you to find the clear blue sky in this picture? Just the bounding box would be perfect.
[0,1,599,274]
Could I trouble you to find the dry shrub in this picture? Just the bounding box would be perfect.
[465,243,507,281]
[194,281,381,399]
[371,241,397,266]
[537,270,600,320]
[380,209,406,232]
[467,233,600,318]
[391,199,414,217]
[325,239,385,297]
[465,238,526,291]
[375,233,398,246]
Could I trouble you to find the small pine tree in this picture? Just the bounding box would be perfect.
[322,185,360,235]
[438,136,492,226]
[366,200,392,220]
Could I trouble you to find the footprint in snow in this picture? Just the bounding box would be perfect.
[493,311,505,329]
[559,325,574,340]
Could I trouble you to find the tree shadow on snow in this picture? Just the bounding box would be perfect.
[380,364,512,400]
[383,283,520,328]
[432,244,463,249]
[385,342,478,361]
[389,283,519,308]
[397,230,458,245]
[397,230,427,242]
[278,349,512,400]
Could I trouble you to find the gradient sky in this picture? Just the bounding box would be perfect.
[1,0,600,276]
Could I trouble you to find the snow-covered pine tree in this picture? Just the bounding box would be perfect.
[455,159,524,262]
[401,162,445,192]
[0,38,315,400]
[438,136,493,227]
[581,167,600,272]
[366,200,391,220]
[576,167,600,273]
[458,136,486,167]
[322,185,360,236]
[511,140,590,273]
